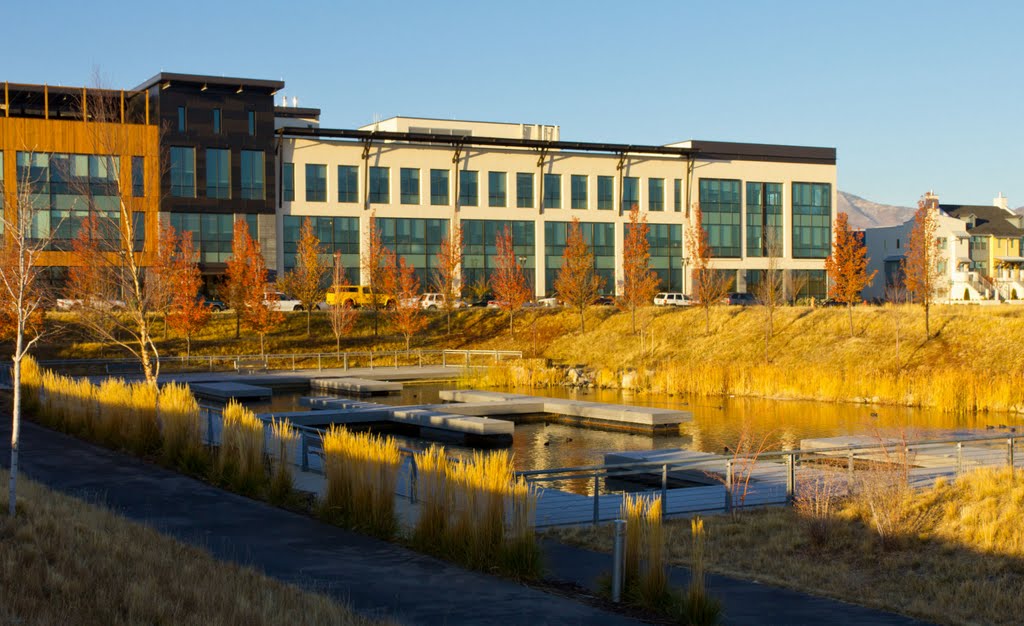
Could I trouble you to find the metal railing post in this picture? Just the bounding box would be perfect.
[344,353,348,370]
[611,519,626,603]
[847,449,855,495]
[786,453,796,503]
[419,352,423,368]
[318,354,322,372]
[724,460,733,513]
[592,472,600,526]
[465,351,471,368]
[292,355,296,371]
[1009,438,1015,467]
[956,442,963,476]
[370,353,374,369]
[395,352,399,368]
[208,355,213,372]
[409,456,418,504]
[660,464,668,518]
[442,352,447,367]
[493,351,499,364]
[300,433,309,472]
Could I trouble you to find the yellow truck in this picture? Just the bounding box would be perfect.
[325,285,394,309]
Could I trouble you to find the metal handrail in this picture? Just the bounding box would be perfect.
[516,431,1024,481]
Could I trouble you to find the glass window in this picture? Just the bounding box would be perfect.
[306,164,327,202]
[747,182,783,257]
[516,173,534,208]
[212,108,222,134]
[430,169,450,205]
[282,162,294,202]
[132,212,146,252]
[488,171,507,207]
[674,179,682,212]
[543,173,561,209]
[131,156,144,197]
[240,150,264,200]
[375,217,450,286]
[792,182,831,259]
[177,106,186,132]
[369,166,389,204]
[462,219,536,289]
[205,148,231,199]
[648,178,664,211]
[169,147,195,198]
[622,176,639,211]
[459,170,478,207]
[698,178,742,258]
[597,176,614,210]
[571,175,588,209]
[169,212,234,264]
[338,165,358,203]
[400,168,420,204]
[247,111,256,136]
[627,222,683,291]
[543,221,615,294]
[283,215,360,280]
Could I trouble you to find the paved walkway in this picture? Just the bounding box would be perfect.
[2,417,932,625]
[3,420,635,626]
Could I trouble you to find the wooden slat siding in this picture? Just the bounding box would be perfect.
[0,116,160,267]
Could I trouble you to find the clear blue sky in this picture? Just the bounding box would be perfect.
[3,0,1021,208]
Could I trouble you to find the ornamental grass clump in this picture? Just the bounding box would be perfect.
[620,494,670,609]
[269,418,300,502]
[411,444,451,550]
[158,382,203,468]
[126,381,161,455]
[320,425,402,538]
[673,516,721,626]
[219,400,267,494]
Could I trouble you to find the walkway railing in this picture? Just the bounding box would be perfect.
[38,349,523,377]
[518,432,1024,527]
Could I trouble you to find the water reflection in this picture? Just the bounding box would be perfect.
[244,382,1017,472]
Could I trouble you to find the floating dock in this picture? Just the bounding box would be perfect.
[311,377,403,396]
[190,382,272,402]
[438,390,690,434]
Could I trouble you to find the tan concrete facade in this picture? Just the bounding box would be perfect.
[279,117,837,297]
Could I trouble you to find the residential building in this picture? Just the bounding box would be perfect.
[862,193,1024,302]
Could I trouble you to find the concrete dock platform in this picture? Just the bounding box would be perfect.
[439,389,690,434]
[190,382,272,402]
[312,377,403,395]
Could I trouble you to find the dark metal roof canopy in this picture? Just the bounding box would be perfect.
[132,72,284,94]
[275,126,836,165]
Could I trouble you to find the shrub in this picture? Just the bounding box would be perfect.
[320,425,402,538]
[269,418,299,502]
[158,382,204,469]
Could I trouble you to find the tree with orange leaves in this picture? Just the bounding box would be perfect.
[361,210,391,337]
[621,205,661,334]
[490,225,532,335]
[902,195,944,338]
[149,223,179,339]
[240,227,282,357]
[388,255,427,350]
[327,251,358,353]
[825,212,877,337]
[686,204,734,335]
[431,222,463,336]
[166,230,211,358]
[554,217,603,333]
[278,217,327,337]
[223,219,253,339]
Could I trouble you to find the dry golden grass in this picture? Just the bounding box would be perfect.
[269,418,300,501]
[0,470,384,626]
[321,425,402,538]
[551,467,1024,626]
[219,400,267,493]
[159,382,203,467]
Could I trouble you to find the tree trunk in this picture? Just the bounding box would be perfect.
[260,334,266,357]
[509,311,514,335]
[186,336,192,360]
[848,303,855,338]
[235,310,241,339]
[336,335,341,353]
[9,357,21,517]
[580,305,585,334]
[631,304,637,335]
[306,309,312,338]
[924,302,931,338]
[446,310,451,336]
[704,306,711,335]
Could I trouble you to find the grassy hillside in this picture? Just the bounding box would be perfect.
[17,303,1024,413]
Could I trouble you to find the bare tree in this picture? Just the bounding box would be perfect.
[62,83,162,384]
[902,195,944,338]
[327,252,358,353]
[686,204,734,335]
[1,156,56,515]
[753,229,785,363]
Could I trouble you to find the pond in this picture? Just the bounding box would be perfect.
[240,382,1017,473]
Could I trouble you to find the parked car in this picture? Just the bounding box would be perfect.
[537,297,560,307]
[266,291,304,311]
[419,293,468,310]
[469,292,495,307]
[199,295,227,312]
[55,298,126,311]
[654,292,691,307]
[325,284,394,309]
[591,295,615,306]
[722,292,758,306]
